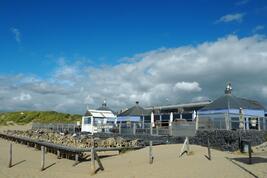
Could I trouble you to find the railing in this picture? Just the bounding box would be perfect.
[197,118,267,130]
[32,117,267,137]
[111,122,196,137]
[32,122,78,133]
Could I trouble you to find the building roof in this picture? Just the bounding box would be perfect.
[118,101,149,116]
[84,109,116,118]
[200,83,265,111]
[200,94,265,111]
[145,101,212,110]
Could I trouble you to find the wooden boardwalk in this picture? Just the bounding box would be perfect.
[0,132,143,173]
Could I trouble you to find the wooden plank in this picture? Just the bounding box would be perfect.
[94,151,104,171]
[149,141,153,164]
[73,153,79,166]
[57,150,60,159]
[207,138,211,160]
[8,143,12,168]
[75,154,79,163]
[91,138,95,175]
[186,137,190,155]
[0,133,144,155]
[41,146,45,171]
[248,143,252,164]
[179,137,189,157]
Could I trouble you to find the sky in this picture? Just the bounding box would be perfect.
[0,0,267,114]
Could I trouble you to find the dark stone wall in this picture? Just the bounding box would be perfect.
[95,130,267,151]
[190,130,267,151]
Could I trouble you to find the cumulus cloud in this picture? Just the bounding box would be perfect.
[13,93,32,101]
[252,25,265,33]
[10,27,21,43]
[216,13,245,23]
[173,82,201,92]
[1,35,267,113]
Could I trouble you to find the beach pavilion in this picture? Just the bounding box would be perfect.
[197,83,267,130]
[117,101,149,124]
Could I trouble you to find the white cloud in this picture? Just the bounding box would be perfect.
[173,82,201,92]
[192,96,210,102]
[252,25,264,33]
[236,0,249,6]
[216,13,245,23]
[10,27,21,43]
[1,35,267,113]
[262,86,267,98]
[13,93,32,101]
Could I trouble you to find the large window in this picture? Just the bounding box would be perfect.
[84,117,91,124]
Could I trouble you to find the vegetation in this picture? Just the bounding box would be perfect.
[0,111,82,125]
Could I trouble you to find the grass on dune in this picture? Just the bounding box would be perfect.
[0,111,82,125]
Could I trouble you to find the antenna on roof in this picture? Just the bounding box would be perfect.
[103,98,107,107]
[225,82,232,94]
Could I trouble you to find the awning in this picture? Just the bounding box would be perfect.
[198,109,265,117]
[87,109,116,118]
[117,116,141,122]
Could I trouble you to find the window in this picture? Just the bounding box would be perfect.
[84,117,91,124]
[213,118,226,129]
[231,117,240,130]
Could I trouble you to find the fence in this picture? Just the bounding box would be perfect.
[110,122,196,137]
[198,117,267,131]
[32,117,267,137]
[32,123,78,134]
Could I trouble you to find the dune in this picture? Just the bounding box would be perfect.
[0,122,32,132]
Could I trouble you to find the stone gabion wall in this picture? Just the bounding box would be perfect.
[95,130,267,151]
[190,130,267,151]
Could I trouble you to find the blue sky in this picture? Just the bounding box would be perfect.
[0,0,267,113]
[1,0,266,76]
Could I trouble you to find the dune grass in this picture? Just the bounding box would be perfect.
[0,111,82,125]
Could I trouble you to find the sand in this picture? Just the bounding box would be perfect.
[0,122,32,131]
[0,125,266,178]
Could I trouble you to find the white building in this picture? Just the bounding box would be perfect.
[82,107,117,133]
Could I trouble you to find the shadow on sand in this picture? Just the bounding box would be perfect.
[232,157,267,165]
[225,157,259,178]
[11,160,26,167]
[43,162,56,171]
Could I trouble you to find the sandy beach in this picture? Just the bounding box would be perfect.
[0,129,267,178]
